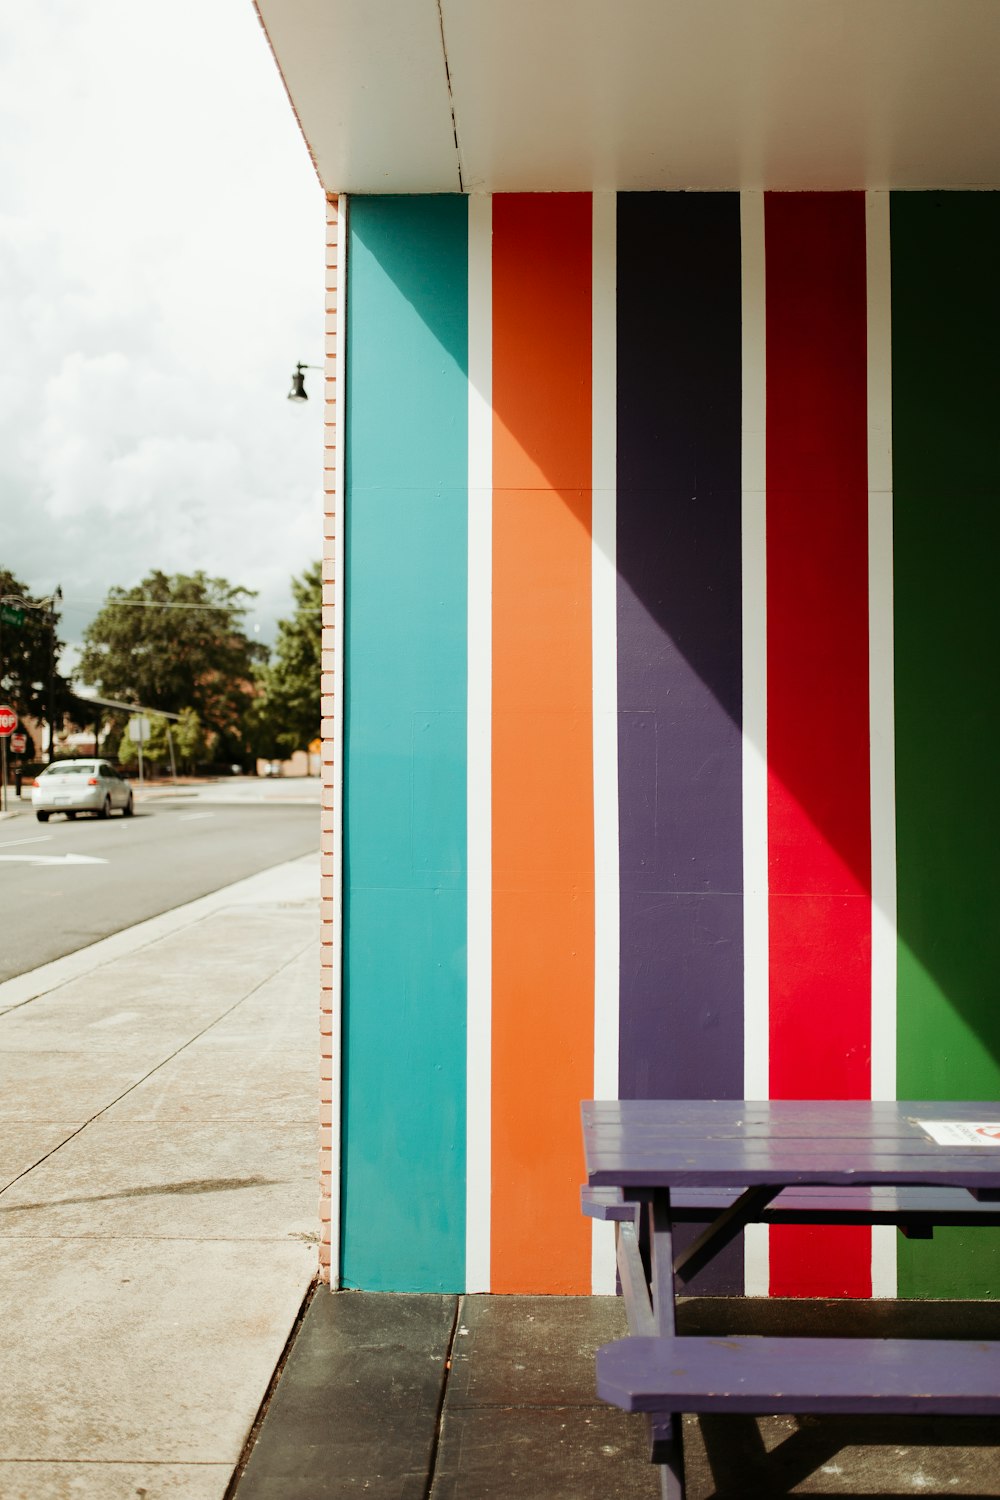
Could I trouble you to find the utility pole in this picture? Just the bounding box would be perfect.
[46,585,62,764]
[0,593,30,784]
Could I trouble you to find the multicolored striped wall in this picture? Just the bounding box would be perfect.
[339,191,1000,1300]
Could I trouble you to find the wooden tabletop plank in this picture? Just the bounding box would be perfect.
[584,1099,1000,1131]
[582,1100,1000,1189]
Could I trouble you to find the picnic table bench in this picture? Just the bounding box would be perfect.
[581,1099,1000,1500]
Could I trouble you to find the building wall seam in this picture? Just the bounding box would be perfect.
[318,192,346,1285]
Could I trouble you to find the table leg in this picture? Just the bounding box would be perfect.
[615,1215,681,1471]
[616,1218,655,1337]
[648,1191,677,1335]
[648,1190,686,1500]
[658,1431,686,1500]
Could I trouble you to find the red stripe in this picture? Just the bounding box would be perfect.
[765,193,872,1297]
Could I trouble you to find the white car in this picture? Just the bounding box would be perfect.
[32,760,134,822]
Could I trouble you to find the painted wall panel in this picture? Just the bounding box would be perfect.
[334,188,1000,1299]
[490,193,595,1294]
[764,192,872,1298]
[616,192,744,1109]
[341,196,468,1292]
[616,192,745,1294]
[892,191,1000,1299]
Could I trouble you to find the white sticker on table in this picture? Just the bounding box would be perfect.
[918,1120,1000,1147]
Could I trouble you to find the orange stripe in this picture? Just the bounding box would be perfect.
[491,193,595,1293]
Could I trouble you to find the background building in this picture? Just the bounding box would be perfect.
[254,0,1000,1303]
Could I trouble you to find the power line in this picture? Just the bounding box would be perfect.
[61,598,323,614]
[68,598,245,612]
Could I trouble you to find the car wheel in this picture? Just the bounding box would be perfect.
[99,798,111,819]
[123,795,134,818]
[36,810,49,823]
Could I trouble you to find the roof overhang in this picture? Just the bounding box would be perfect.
[255,0,1000,195]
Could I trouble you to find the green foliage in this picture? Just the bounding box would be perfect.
[118,707,217,775]
[171,705,217,769]
[79,571,266,759]
[248,562,322,759]
[0,567,72,729]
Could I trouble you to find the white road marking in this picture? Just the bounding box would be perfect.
[178,812,214,822]
[0,835,52,850]
[0,853,108,866]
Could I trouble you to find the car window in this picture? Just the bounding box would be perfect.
[43,764,95,776]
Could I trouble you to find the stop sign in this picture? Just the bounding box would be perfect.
[0,706,16,736]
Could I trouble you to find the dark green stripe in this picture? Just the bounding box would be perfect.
[892,192,1000,1297]
[342,196,468,1291]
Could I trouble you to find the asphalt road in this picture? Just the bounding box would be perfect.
[0,799,320,982]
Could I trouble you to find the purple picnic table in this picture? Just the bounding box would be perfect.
[581,1099,1000,1500]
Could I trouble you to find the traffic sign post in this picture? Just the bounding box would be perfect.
[128,715,151,786]
[9,732,27,800]
[0,705,16,815]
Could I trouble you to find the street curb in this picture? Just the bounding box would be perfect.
[134,792,200,804]
[0,852,320,1013]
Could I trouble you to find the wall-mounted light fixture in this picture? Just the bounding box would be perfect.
[288,362,323,403]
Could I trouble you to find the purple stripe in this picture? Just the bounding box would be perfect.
[616,193,745,1292]
[616,193,744,1095]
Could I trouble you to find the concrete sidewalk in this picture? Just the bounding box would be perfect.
[136,777,321,809]
[5,849,1000,1500]
[0,853,320,1499]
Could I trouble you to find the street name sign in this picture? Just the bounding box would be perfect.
[0,604,24,628]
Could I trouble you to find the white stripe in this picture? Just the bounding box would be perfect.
[867,188,897,1298]
[740,190,770,1296]
[327,193,349,1289]
[466,192,493,1294]
[870,1223,897,1300]
[591,191,620,1296]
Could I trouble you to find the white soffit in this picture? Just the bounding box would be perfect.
[256,0,1000,194]
[254,0,460,192]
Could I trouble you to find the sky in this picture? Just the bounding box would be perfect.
[0,0,326,672]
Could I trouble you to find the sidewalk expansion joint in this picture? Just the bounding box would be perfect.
[421,1292,462,1500]
[224,1278,319,1499]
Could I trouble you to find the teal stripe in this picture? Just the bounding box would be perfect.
[892,192,1000,1298]
[342,196,468,1291]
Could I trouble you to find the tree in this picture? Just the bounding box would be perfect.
[249,562,321,759]
[118,708,218,776]
[79,571,266,760]
[0,567,73,732]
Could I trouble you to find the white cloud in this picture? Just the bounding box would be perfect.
[0,0,326,661]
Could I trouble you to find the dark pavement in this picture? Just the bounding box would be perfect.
[232,1293,1000,1499]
